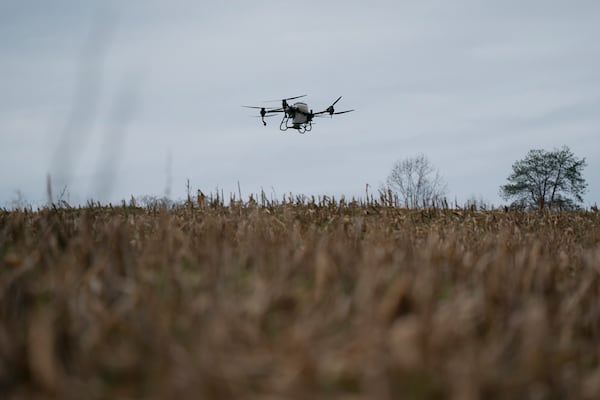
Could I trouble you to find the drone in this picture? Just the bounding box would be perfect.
[243,95,354,134]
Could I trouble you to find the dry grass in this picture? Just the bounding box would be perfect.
[1,198,600,399]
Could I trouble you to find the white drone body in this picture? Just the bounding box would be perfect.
[290,102,310,128]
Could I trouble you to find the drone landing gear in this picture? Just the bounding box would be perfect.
[279,116,290,131]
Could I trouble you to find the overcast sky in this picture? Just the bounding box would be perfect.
[1,0,599,208]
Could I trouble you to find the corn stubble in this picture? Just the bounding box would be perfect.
[1,199,599,399]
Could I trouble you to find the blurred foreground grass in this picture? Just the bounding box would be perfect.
[1,200,600,399]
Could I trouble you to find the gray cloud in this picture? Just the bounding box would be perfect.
[1,1,599,207]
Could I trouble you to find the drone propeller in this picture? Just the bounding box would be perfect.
[325,96,343,115]
[264,94,307,102]
[242,106,267,114]
[242,105,284,116]
[265,95,307,112]
[242,105,282,127]
[332,109,354,115]
[313,96,350,116]
[242,106,280,111]
[284,94,307,101]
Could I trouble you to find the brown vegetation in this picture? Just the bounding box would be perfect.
[1,197,600,399]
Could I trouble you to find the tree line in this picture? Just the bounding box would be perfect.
[385,146,588,210]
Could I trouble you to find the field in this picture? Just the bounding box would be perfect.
[1,196,600,399]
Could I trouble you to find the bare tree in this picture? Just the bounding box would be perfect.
[386,154,447,208]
